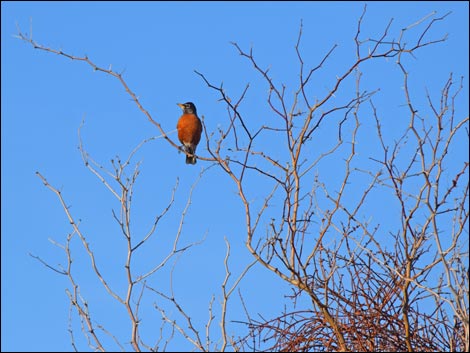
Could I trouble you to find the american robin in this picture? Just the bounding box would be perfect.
[176,102,203,165]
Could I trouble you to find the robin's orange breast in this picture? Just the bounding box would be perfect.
[177,113,202,146]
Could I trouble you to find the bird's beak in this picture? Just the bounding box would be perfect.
[177,103,185,109]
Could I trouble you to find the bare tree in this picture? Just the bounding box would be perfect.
[19,5,468,352]
[195,7,468,352]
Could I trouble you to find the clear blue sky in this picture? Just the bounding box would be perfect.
[2,1,468,352]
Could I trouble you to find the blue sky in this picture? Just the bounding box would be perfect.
[2,1,469,352]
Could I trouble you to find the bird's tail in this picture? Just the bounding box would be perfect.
[185,146,197,165]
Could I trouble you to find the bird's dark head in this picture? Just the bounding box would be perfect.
[177,102,197,115]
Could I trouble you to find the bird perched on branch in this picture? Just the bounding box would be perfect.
[176,102,203,165]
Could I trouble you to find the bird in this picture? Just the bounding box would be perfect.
[176,102,203,165]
